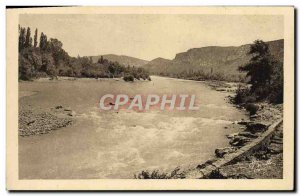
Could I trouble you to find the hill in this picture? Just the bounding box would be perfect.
[143,57,172,73]
[143,39,284,81]
[90,54,149,67]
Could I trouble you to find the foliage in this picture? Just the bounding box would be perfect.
[134,167,183,179]
[161,69,246,83]
[245,103,259,115]
[18,25,151,82]
[236,40,283,104]
[39,32,48,51]
[33,28,38,48]
[18,26,26,52]
[268,62,283,103]
[24,27,32,48]
[123,74,134,82]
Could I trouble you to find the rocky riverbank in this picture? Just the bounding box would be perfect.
[213,103,283,179]
[19,105,75,136]
[183,81,284,179]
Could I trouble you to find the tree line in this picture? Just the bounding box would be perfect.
[157,69,245,83]
[18,26,150,81]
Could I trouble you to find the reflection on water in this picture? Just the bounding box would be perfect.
[19,76,247,179]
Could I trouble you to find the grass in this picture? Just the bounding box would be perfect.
[134,167,184,179]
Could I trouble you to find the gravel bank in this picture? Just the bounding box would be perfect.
[19,105,74,136]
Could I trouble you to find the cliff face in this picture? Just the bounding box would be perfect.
[144,39,284,78]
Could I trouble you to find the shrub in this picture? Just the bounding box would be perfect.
[123,74,134,82]
[233,85,253,104]
[19,55,35,80]
[134,167,183,179]
[245,103,259,115]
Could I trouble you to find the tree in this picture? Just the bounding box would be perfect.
[39,32,44,49]
[238,40,283,103]
[34,28,38,47]
[24,27,32,48]
[49,38,70,65]
[29,37,33,47]
[19,54,34,80]
[39,32,48,51]
[98,56,104,64]
[18,27,26,51]
[239,40,274,92]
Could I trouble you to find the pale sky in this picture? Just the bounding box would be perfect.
[19,14,284,60]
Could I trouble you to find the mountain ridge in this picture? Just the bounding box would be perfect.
[90,54,149,67]
[143,39,284,81]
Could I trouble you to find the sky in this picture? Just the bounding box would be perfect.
[19,14,284,61]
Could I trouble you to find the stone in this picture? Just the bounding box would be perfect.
[229,136,251,146]
[268,143,283,154]
[27,120,35,125]
[238,131,258,138]
[250,114,259,119]
[226,132,239,139]
[245,122,268,133]
[237,121,250,125]
[271,140,283,144]
[215,147,237,158]
[200,164,217,178]
[197,159,217,169]
[55,105,63,109]
[184,169,204,179]
[207,169,227,179]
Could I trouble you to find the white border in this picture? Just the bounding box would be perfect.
[1,0,298,194]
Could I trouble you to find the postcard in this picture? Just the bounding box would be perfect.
[6,6,294,190]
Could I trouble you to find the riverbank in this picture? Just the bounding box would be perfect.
[183,102,283,179]
[184,81,283,179]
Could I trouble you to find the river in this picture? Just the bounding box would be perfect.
[19,76,247,179]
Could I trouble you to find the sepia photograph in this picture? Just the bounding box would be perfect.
[6,6,294,190]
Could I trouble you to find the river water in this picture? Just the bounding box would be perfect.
[19,76,247,179]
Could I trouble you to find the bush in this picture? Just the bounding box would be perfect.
[245,103,259,115]
[123,74,134,82]
[134,167,183,179]
[19,55,35,80]
[233,85,257,104]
